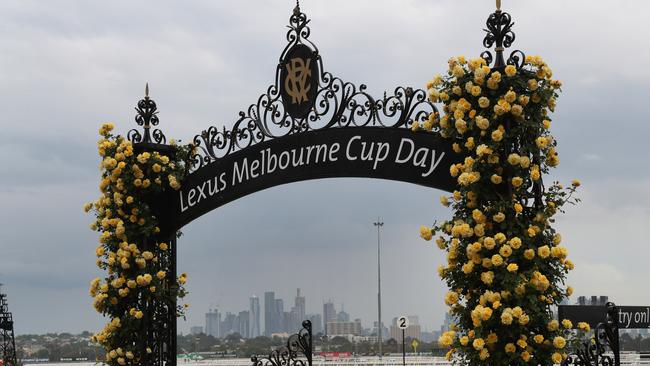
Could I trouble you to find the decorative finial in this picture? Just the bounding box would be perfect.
[294,0,300,15]
[480,2,525,70]
[127,84,166,144]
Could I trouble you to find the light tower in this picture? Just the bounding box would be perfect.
[373,219,384,359]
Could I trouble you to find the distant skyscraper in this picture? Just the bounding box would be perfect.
[337,309,350,322]
[238,310,250,338]
[205,309,221,337]
[250,295,261,338]
[275,299,285,332]
[264,292,276,336]
[323,302,336,335]
[308,313,323,335]
[222,312,237,336]
[295,288,306,322]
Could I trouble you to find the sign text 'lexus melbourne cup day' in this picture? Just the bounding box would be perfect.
[156,127,460,231]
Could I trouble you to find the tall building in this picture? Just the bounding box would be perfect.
[221,312,237,336]
[238,310,250,338]
[326,319,362,336]
[264,292,276,336]
[390,316,421,341]
[323,302,336,335]
[250,295,261,338]
[577,295,608,306]
[205,309,221,337]
[337,309,350,322]
[293,289,306,326]
[275,299,285,332]
[308,313,323,335]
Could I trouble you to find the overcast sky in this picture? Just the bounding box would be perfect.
[0,0,649,335]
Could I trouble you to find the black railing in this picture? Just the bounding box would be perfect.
[251,320,312,366]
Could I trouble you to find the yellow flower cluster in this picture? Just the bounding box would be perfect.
[424,55,583,365]
[87,123,192,366]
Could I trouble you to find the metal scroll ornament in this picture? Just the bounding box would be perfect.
[189,4,438,171]
[128,83,167,145]
[480,3,525,69]
[251,320,312,366]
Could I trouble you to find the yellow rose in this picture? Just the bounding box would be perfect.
[460,336,469,346]
[156,271,166,280]
[491,254,504,266]
[484,237,496,250]
[534,335,544,344]
[552,352,563,364]
[553,336,566,349]
[499,245,512,257]
[511,177,524,188]
[479,348,490,360]
[548,320,559,331]
[493,212,505,223]
[505,343,516,353]
[444,291,459,305]
[480,271,494,285]
[538,245,551,258]
[491,129,503,142]
[509,237,522,249]
[420,226,433,241]
[562,319,573,329]
[507,263,518,272]
[521,351,531,362]
[578,322,590,332]
[491,174,503,184]
[507,153,521,165]
[473,338,485,350]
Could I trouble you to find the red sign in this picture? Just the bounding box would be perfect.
[320,352,351,358]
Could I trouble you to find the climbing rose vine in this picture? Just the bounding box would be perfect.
[418,55,587,366]
[86,123,191,365]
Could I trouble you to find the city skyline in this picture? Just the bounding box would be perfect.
[194,288,435,338]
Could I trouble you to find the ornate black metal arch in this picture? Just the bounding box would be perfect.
[251,320,312,366]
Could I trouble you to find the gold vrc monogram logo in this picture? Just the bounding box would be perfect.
[284,57,312,104]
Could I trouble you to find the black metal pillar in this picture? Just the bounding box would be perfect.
[0,286,18,366]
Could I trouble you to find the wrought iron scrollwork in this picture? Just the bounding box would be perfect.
[481,4,525,69]
[251,320,312,366]
[128,83,167,144]
[562,302,620,366]
[189,6,438,171]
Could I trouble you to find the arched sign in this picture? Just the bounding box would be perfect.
[155,127,459,232]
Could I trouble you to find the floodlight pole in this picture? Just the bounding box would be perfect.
[373,219,384,359]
